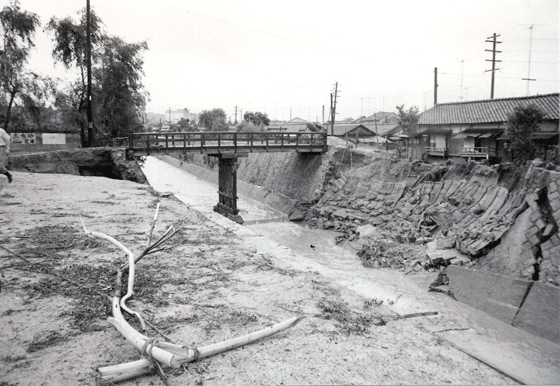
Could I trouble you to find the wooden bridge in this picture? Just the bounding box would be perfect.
[126,131,328,224]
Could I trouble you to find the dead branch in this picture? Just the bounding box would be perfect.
[82,218,304,385]
[81,218,145,330]
[0,244,111,301]
[97,316,304,385]
[147,202,160,247]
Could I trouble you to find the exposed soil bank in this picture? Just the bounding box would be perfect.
[167,138,560,343]
[1,172,523,385]
[7,145,560,343]
[7,148,147,184]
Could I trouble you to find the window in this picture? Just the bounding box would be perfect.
[430,136,436,148]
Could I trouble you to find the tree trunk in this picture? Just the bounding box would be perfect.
[4,88,17,131]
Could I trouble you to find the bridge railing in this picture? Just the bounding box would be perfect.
[127,131,328,155]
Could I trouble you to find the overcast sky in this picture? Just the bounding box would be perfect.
[20,0,560,122]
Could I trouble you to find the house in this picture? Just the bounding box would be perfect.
[353,112,401,137]
[354,111,400,125]
[167,109,198,125]
[267,117,311,132]
[330,123,376,138]
[416,93,559,162]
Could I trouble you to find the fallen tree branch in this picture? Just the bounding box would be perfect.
[81,218,304,385]
[97,316,304,385]
[147,202,160,247]
[397,311,439,319]
[81,218,145,330]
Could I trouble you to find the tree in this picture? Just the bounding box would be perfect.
[0,0,41,131]
[396,104,420,135]
[48,8,148,145]
[243,111,270,127]
[46,8,104,141]
[506,104,544,163]
[198,108,227,131]
[94,36,148,144]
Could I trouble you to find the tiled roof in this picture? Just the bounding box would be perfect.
[354,112,399,124]
[363,123,400,136]
[418,93,559,125]
[331,123,374,136]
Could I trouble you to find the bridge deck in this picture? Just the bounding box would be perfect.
[126,131,328,157]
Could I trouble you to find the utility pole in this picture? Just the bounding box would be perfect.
[434,67,438,105]
[485,33,502,99]
[86,0,93,147]
[233,106,239,124]
[522,25,536,95]
[330,81,340,136]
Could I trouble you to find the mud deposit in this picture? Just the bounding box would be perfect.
[0,172,515,385]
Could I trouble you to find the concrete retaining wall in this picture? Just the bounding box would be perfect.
[447,266,560,344]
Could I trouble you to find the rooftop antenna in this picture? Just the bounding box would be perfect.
[522,25,536,95]
[460,59,464,101]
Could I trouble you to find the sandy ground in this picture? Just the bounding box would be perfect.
[0,171,515,385]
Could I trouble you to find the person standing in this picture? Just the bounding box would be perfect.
[0,128,12,183]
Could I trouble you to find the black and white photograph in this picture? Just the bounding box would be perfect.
[0,0,558,385]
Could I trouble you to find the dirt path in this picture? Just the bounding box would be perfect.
[0,172,514,385]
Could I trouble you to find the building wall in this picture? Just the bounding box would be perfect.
[10,133,82,153]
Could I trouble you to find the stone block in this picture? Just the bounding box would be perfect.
[436,236,456,250]
[534,218,546,231]
[447,266,532,324]
[513,282,560,344]
[520,266,535,278]
[540,259,553,270]
[528,234,541,247]
[541,239,554,252]
[542,245,560,262]
[548,190,560,203]
[553,208,560,224]
[542,223,555,237]
[522,256,537,268]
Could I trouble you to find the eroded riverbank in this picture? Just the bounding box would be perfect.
[0,169,527,385]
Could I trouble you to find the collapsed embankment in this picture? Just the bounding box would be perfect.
[8,148,147,184]
[8,144,559,343]
[167,140,560,287]
[167,138,560,343]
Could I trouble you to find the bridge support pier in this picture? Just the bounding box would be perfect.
[213,154,244,224]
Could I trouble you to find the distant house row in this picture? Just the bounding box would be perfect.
[412,93,559,162]
[317,93,559,163]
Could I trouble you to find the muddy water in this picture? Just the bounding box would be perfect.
[140,157,540,329]
[143,157,455,313]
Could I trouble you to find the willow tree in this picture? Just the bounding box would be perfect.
[0,0,40,130]
[47,8,148,145]
[46,8,104,139]
[94,37,148,144]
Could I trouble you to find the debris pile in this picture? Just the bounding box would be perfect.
[302,148,560,286]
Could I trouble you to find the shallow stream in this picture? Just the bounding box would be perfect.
[141,156,462,314]
[139,156,560,384]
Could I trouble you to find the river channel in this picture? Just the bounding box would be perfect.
[141,156,463,315]
[139,156,559,384]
